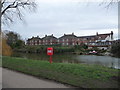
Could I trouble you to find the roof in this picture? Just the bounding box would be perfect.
[27,36,41,41]
[77,32,112,40]
[78,35,96,38]
[96,33,111,40]
[42,34,58,40]
[59,33,77,39]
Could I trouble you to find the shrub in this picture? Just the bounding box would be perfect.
[111,42,120,57]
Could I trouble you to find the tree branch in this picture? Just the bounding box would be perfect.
[1,0,32,15]
[1,0,37,26]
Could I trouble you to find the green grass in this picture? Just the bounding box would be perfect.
[2,56,119,88]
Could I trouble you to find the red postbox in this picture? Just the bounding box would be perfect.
[47,47,53,55]
[47,47,53,63]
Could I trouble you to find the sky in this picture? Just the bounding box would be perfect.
[2,0,118,40]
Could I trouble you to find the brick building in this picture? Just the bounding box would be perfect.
[27,34,58,45]
[26,36,42,45]
[58,33,77,46]
[42,34,58,45]
[26,31,114,49]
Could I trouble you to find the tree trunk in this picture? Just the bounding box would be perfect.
[0,1,2,56]
[0,0,1,33]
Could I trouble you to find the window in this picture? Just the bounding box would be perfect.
[50,39,52,42]
[67,39,68,41]
[99,37,101,40]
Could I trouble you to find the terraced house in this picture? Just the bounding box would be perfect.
[26,31,114,49]
[42,34,58,45]
[27,36,42,45]
[58,33,77,46]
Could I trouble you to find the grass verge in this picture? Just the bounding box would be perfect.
[2,56,119,88]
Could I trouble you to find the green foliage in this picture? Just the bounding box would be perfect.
[25,45,74,53]
[111,42,120,57]
[74,44,88,53]
[2,56,119,88]
[5,31,25,49]
[88,47,107,53]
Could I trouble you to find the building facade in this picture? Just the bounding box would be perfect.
[42,34,58,45]
[58,33,77,46]
[27,36,42,45]
[26,31,114,49]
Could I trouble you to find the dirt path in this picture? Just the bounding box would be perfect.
[2,68,72,88]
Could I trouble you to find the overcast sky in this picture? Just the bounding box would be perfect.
[3,0,118,40]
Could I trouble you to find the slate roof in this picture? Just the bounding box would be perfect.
[27,36,41,41]
[77,32,112,40]
[96,33,111,40]
[59,33,77,39]
[42,34,58,40]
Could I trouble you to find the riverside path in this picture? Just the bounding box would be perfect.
[2,68,72,88]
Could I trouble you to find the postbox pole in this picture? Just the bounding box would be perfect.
[50,55,52,64]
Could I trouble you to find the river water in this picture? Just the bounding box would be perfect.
[12,52,120,69]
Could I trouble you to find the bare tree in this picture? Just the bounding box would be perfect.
[99,0,119,9]
[1,0,37,27]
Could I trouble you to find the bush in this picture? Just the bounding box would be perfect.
[111,43,120,57]
[25,45,74,53]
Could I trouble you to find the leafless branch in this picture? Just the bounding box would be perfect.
[1,0,37,26]
[99,0,118,9]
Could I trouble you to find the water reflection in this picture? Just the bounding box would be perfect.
[77,55,120,69]
[12,52,120,69]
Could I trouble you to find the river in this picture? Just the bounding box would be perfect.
[12,52,120,69]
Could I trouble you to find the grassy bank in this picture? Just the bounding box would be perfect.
[2,56,119,88]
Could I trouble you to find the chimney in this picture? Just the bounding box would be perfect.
[52,34,53,36]
[45,35,47,37]
[37,36,39,38]
[111,31,113,40]
[72,32,74,35]
[111,31,113,35]
[96,32,98,36]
